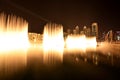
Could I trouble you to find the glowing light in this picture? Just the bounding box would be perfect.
[66,35,87,52]
[43,23,64,64]
[65,35,97,52]
[0,13,29,52]
[0,13,29,74]
[86,37,97,50]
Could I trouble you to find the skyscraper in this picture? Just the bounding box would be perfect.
[67,29,71,35]
[92,23,98,40]
[83,26,87,35]
[75,26,79,35]
[86,28,91,37]
[73,29,77,35]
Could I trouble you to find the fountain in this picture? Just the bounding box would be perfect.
[0,13,29,76]
[43,23,64,64]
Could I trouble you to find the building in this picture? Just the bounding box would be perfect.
[28,32,43,44]
[115,31,120,41]
[75,26,79,35]
[82,26,91,37]
[83,26,87,35]
[80,31,84,35]
[73,29,77,35]
[108,30,113,42]
[86,28,91,37]
[67,29,71,35]
[91,22,98,40]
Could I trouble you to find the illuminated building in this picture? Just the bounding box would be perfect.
[83,26,87,35]
[75,26,79,35]
[104,30,113,42]
[82,26,91,37]
[67,29,71,35]
[73,29,77,35]
[115,31,120,41]
[86,28,91,37]
[80,31,84,35]
[108,30,113,42]
[92,22,98,40]
[28,33,43,44]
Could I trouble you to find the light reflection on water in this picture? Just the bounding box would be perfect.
[0,42,120,78]
[27,43,120,67]
[66,50,120,67]
[0,13,120,79]
[0,13,29,77]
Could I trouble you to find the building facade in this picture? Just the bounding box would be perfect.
[91,22,98,40]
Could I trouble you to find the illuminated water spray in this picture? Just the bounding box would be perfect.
[66,35,87,52]
[0,13,29,74]
[65,35,97,53]
[43,23,64,64]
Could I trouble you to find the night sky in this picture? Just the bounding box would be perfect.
[0,0,120,34]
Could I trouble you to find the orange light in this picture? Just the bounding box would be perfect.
[43,23,64,64]
[0,13,29,74]
[0,13,29,52]
[65,35,97,52]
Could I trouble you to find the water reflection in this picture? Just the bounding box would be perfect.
[68,51,120,67]
[0,13,120,80]
[0,13,29,77]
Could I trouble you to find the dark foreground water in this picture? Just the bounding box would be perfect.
[1,51,120,80]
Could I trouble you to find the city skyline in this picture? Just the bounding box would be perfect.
[0,0,120,33]
[0,2,120,79]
